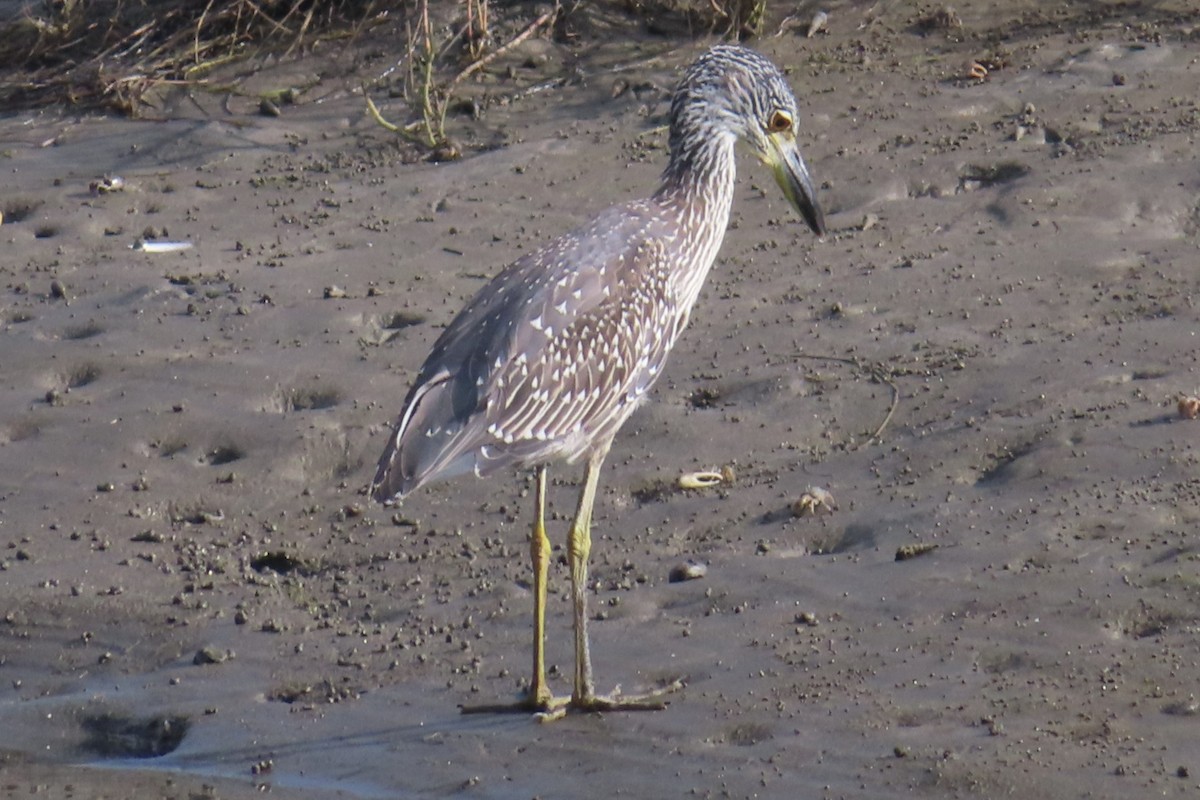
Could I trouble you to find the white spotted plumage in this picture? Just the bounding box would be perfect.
[371,44,824,501]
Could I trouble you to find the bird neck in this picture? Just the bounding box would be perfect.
[652,130,738,310]
[654,129,738,216]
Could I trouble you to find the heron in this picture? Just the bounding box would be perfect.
[372,43,825,719]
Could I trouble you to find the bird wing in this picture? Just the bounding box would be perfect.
[482,235,674,447]
[372,202,679,500]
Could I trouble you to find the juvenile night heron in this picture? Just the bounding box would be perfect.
[372,44,825,718]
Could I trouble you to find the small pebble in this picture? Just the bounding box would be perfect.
[193,645,232,665]
[668,561,707,583]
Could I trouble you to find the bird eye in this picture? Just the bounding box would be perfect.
[767,110,792,133]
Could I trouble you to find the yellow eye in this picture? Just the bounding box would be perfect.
[767,110,792,133]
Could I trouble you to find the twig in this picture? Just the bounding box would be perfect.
[636,123,669,139]
[284,4,316,59]
[865,369,899,445]
[240,0,293,37]
[446,8,556,91]
[792,353,900,449]
[194,0,216,64]
[601,51,673,76]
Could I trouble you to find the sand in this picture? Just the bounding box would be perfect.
[2,2,1199,798]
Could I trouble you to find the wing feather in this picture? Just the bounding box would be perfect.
[372,201,682,501]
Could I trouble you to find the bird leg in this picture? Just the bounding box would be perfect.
[529,464,553,707]
[535,447,676,721]
[463,454,678,720]
[461,465,559,714]
[568,453,598,702]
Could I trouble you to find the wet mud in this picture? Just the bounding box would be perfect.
[2,2,1199,798]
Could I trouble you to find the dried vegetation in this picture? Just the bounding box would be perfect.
[1,0,771,151]
[0,0,381,113]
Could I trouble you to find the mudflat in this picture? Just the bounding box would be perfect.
[2,3,1199,798]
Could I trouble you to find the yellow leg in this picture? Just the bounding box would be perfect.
[462,465,559,714]
[568,450,602,702]
[540,444,681,720]
[529,464,552,706]
[464,452,681,720]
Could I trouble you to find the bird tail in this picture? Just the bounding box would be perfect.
[370,434,416,504]
[370,376,439,504]
[370,371,478,504]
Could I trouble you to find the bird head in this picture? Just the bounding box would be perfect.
[670,45,826,236]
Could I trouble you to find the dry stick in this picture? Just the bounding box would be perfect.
[636,124,669,139]
[605,53,672,75]
[273,0,307,34]
[446,8,556,92]
[288,5,316,58]
[792,353,900,448]
[194,0,216,64]
[466,0,479,58]
[866,372,899,445]
[106,19,159,61]
[367,6,556,147]
[240,0,293,37]
[346,0,384,47]
[433,19,468,64]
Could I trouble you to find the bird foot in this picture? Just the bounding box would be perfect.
[459,688,560,716]
[536,677,686,722]
[459,678,685,722]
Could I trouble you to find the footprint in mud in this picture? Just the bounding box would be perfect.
[377,310,425,331]
[687,386,722,409]
[811,521,877,555]
[205,441,245,466]
[157,437,188,458]
[757,511,873,555]
[1,418,41,443]
[79,712,189,759]
[972,434,1048,487]
[250,550,320,576]
[361,310,427,345]
[1114,603,1194,640]
[39,364,102,404]
[721,721,774,747]
[2,197,44,224]
[274,384,342,412]
[959,160,1031,190]
[65,363,102,389]
[979,650,1040,675]
[687,377,787,411]
[62,320,105,340]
